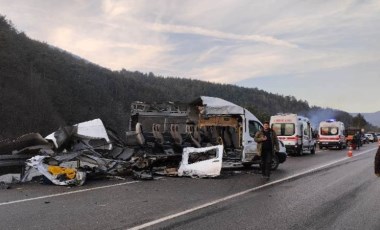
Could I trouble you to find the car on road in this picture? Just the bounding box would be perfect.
[365,133,375,143]
[376,133,380,142]
[361,134,369,144]
[368,132,378,142]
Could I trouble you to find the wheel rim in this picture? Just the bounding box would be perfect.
[271,155,279,169]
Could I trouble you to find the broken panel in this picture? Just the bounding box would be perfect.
[178,145,223,178]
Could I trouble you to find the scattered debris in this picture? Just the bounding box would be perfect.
[132,170,154,180]
[24,156,86,186]
[0,181,10,189]
[0,173,20,184]
[0,96,288,186]
[0,133,53,169]
[178,145,223,178]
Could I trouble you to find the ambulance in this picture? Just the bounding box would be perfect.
[318,119,347,149]
[270,113,316,155]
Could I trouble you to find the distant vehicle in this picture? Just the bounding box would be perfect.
[345,128,362,149]
[365,133,375,143]
[318,119,347,149]
[270,113,316,156]
[367,133,378,142]
[362,134,369,144]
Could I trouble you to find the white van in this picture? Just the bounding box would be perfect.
[129,96,287,172]
[318,120,347,149]
[270,113,316,156]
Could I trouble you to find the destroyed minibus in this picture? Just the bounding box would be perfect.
[127,96,287,174]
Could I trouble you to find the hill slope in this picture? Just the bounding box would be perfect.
[351,112,380,128]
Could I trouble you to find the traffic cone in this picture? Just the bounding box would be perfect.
[347,145,353,157]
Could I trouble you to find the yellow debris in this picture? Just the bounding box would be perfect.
[48,166,76,180]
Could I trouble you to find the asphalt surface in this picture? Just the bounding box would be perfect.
[0,143,378,230]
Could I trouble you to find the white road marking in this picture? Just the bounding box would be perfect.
[0,180,140,206]
[128,146,378,230]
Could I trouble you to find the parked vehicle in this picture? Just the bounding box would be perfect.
[373,133,378,142]
[365,133,375,143]
[361,134,369,144]
[270,114,316,156]
[318,119,347,149]
[367,132,378,142]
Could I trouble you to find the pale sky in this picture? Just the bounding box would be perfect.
[1,0,379,113]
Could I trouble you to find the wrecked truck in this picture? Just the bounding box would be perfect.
[128,96,287,172]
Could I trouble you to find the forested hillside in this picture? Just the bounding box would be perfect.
[351,111,380,128]
[0,15,373,139]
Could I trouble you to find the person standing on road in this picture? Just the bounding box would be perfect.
[375,146,380,177]
[254,121,279,180]
[355,132,361,149]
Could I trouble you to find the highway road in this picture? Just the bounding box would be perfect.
[0,143,379,230]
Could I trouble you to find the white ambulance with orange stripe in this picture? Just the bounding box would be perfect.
[318,119,347,149]
[270,113,316,156]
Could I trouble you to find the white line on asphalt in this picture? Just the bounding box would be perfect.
[128,146,378,230]
[0,180,140,206]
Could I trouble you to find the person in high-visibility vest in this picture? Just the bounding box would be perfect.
[375,146,380,177]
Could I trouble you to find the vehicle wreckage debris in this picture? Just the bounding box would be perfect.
[0,181,10,189]
[0,96,288,186]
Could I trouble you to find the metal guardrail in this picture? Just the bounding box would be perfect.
[0,155,30,167]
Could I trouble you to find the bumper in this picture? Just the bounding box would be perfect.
[319,142,341,148]
[285,145,300,154]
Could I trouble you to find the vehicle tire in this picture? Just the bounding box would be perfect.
[297,146,303,156]
[242,162,252,169]
[310,145,316,154]
[271,154,279,171]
